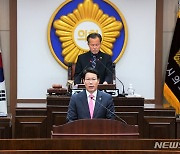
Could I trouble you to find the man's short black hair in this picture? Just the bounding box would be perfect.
[82,67,100,79]
[87,33,102,43]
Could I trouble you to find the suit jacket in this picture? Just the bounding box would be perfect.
[74,51,113,84]
[66,90,115,122]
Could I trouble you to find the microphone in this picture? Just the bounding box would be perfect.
[97,57,127,97]
[94,96,127,124]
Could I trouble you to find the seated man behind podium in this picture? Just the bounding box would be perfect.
[67,67,115,122]
[74,32,113,85]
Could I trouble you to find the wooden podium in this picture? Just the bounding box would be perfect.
[51,119,139,139]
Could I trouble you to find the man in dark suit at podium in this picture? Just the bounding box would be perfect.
[74,33,113,85]
[67,67,115,122]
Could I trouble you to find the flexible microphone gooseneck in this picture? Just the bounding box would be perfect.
[93,96,127,124]
[97,57,127,97]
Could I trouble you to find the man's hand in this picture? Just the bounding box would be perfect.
[103,81,108,84]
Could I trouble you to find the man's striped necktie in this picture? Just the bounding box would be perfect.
[91,55,96,68]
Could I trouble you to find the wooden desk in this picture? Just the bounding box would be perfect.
[144,104,176,139]
[0,138,180,153]
[0,114,12,139]
[15,103,47,138]
[176,118,180,138]
[15,96,176,139]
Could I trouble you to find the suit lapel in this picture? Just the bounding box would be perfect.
[80,90,91,118]
[95,51,103,70]
[93,90,102,118]
[86,51,92,68]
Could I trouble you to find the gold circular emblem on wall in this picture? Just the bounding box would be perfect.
[48,0,128,69]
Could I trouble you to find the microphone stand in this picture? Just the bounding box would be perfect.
[94,97,127,124]
[97,57,127,97]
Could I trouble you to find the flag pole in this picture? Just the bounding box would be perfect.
[0,34,8,116]
[178,0,180,17]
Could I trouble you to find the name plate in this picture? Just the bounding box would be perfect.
[77,84,116,90]
[71,89,119,97]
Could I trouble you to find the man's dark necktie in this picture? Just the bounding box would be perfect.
[91,55,96,68]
